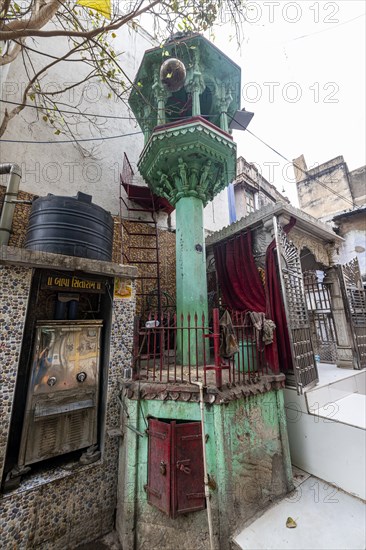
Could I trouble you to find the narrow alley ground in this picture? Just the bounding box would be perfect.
[233,467,366,550]
[77,532,121,550]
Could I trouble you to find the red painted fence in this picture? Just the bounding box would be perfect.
[132,308,269,388]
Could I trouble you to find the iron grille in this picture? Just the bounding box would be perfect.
[38,418,58,459]
[340,258,366,369]
[274,217,318,393]
[304,271,338,363]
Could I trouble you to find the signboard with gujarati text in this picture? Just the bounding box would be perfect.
[42,274,106,294]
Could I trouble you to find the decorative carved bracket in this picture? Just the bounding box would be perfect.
[155,160,222,206]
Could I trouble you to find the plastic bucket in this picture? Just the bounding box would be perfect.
[234,339,258,373]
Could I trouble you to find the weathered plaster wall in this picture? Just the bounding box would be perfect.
[0,263,136,548]
[203,188,230,234]
[236,157,288,205]
[117,388,292,550]
[335,212,366,279]
[0,25,153,218]
[234,156,288,222]
[234,183,277,222]
[349,166,366,206]
[297,162,354,220]
[234,184,248,220]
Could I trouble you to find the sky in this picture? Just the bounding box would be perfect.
[208,0,366,205]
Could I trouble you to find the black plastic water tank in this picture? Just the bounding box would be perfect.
[25,192,114,261]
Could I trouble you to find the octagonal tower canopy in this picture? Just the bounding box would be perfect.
[129,33,241,138]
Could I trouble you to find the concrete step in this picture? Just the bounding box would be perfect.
[304,369,365,429]
[314,393,366,429]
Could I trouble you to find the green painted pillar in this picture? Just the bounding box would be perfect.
[176,195,208,365]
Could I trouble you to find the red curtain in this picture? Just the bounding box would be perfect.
[214,230,266,312]
[213,220,297,374]
[214,230,279,372]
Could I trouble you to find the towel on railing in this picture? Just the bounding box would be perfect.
[246,311,276,347]
[219,310,239,358]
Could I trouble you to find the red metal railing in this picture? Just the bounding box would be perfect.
[133,308,268,388]
[121,152,134,187]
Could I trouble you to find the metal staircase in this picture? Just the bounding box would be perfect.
[119,153,162,315]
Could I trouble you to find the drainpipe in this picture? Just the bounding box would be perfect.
[192,381,214,550]
[0,163,22,245]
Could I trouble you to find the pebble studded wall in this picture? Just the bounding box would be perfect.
[0,262,136,548]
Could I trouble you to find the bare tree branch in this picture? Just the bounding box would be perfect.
[0,0,160,39]
[0,39,22,65]
[0,37,89,137]
[2,0,66,34]
[0,0,11,17]
[10,38,90,62]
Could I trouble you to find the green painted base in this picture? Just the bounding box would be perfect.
[117,389,294,550]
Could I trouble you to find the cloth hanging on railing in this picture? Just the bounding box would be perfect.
[263,319,277,345]
[219,310,239,358]
[246,311,276,349]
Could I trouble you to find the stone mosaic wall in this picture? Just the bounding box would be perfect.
[114,219,176,316]
[0,265,136,549]
[157,228,176,310]
[0,265,32,482]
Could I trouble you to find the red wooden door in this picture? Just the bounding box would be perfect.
[147,418,205,517]
[172,421,205,517]
[147,418,172,515]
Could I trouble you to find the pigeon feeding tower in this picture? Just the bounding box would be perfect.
[129,33,241,363]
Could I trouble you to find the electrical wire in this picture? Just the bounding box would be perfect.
[281,12,366,45]
[0,98,136,120]
[0,98,218,121]
[238,124,359,211]
[0,129,143,143]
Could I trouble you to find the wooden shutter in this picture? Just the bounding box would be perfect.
[147,418,172,515]
[147,418,205,517]
[172,421,205,517]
